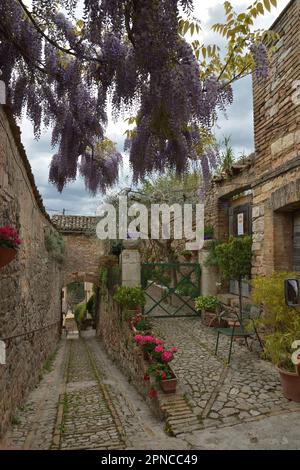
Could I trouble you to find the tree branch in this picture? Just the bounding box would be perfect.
[16,0,101,64]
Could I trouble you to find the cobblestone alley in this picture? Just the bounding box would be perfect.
[2,318,300,450]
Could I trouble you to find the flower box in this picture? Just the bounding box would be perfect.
[159,368,178,394]
[0,247,17,268]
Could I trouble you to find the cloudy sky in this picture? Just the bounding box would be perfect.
[19,0,290,216]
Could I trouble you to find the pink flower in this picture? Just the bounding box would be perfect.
[161,351,174,363]
[154,345,164,353]
[171,347,178,353]
[143,335,156,343]
[155,338,164,345]
[143,374,150,381]
[134,334,143,344]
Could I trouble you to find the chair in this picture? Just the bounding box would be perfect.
[214,303,263,364]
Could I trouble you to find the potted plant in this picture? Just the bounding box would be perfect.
[146,362,178,394]
[252,272,300,402]
[131,316,152,334]
[0,225,22,268]
[213,236,252,317]
[113,285,146,321]
[143,344,178,394]
[195,295,226,327]
[134,334,164,362]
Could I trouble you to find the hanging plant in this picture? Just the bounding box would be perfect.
[0,225,22,268]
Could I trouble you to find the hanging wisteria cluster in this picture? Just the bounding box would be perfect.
[250,43,269,80]
[0,0,269,194]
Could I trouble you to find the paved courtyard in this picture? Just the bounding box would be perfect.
[1,318,300,450]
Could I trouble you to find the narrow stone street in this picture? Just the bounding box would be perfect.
[2,336,188,450]
[2,318,300,450]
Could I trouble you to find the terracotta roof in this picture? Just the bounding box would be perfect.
[52,215,100,233]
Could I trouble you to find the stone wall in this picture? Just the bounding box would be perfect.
[204,0,300,282]
[0,105,63,436]
[62,233,105,286]
[253,0,300,174]
[96,288,160,413]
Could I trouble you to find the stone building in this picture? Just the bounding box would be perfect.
[204,0,300,297]
[0,104,63,436]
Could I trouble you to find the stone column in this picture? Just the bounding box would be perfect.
[121,240,141,287]
[0,81,6,104]
[198,240,219,296]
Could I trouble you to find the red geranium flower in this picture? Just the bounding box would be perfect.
[148,388,157,398]
[143,374,150,381]
[161,372,167,380]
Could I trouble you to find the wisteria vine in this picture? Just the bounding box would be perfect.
[0,0,269,193]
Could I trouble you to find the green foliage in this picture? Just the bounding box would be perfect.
[146,363,172,382]
[218,136,235,175]
[11,415,21,426]
[175,278,198,298]
[195,295,220,313]
[204,225,214,239]
[214,236,252,281]
[45,229,65,263]
[74,303,87,329]
[197,0,279,84]
[67,282,85,304]
[98,266,109,294]
[135,318,152,333]
[143,266,171,287]
[252,272,300,371]
[113,286,146,310]
[86,294,96,318]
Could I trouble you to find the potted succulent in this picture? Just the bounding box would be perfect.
[0,225,22,268]
[113,285,146,321]
[195,295,226,327]
[252,272,300,402]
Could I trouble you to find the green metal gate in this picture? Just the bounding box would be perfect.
[141,263,201,317]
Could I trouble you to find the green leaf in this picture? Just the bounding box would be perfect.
[263,0,271,12]
[257,2,264,15]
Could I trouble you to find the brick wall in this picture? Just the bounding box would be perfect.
[0,106,63,436]
[253,0,300,174]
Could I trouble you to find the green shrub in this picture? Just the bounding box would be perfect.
[113,286,146,310]
[195,295,220,313]
[252,272,300,371]
[204,225,214,239]
[214,236,252,314]
[135,318,152,332]
[74,303,87,329]
[86,294,96,316]
[45,229,65,263]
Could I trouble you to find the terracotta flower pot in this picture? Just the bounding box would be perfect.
[0,247,17,268]
[278,367,300,403]
[159,369,178,394]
